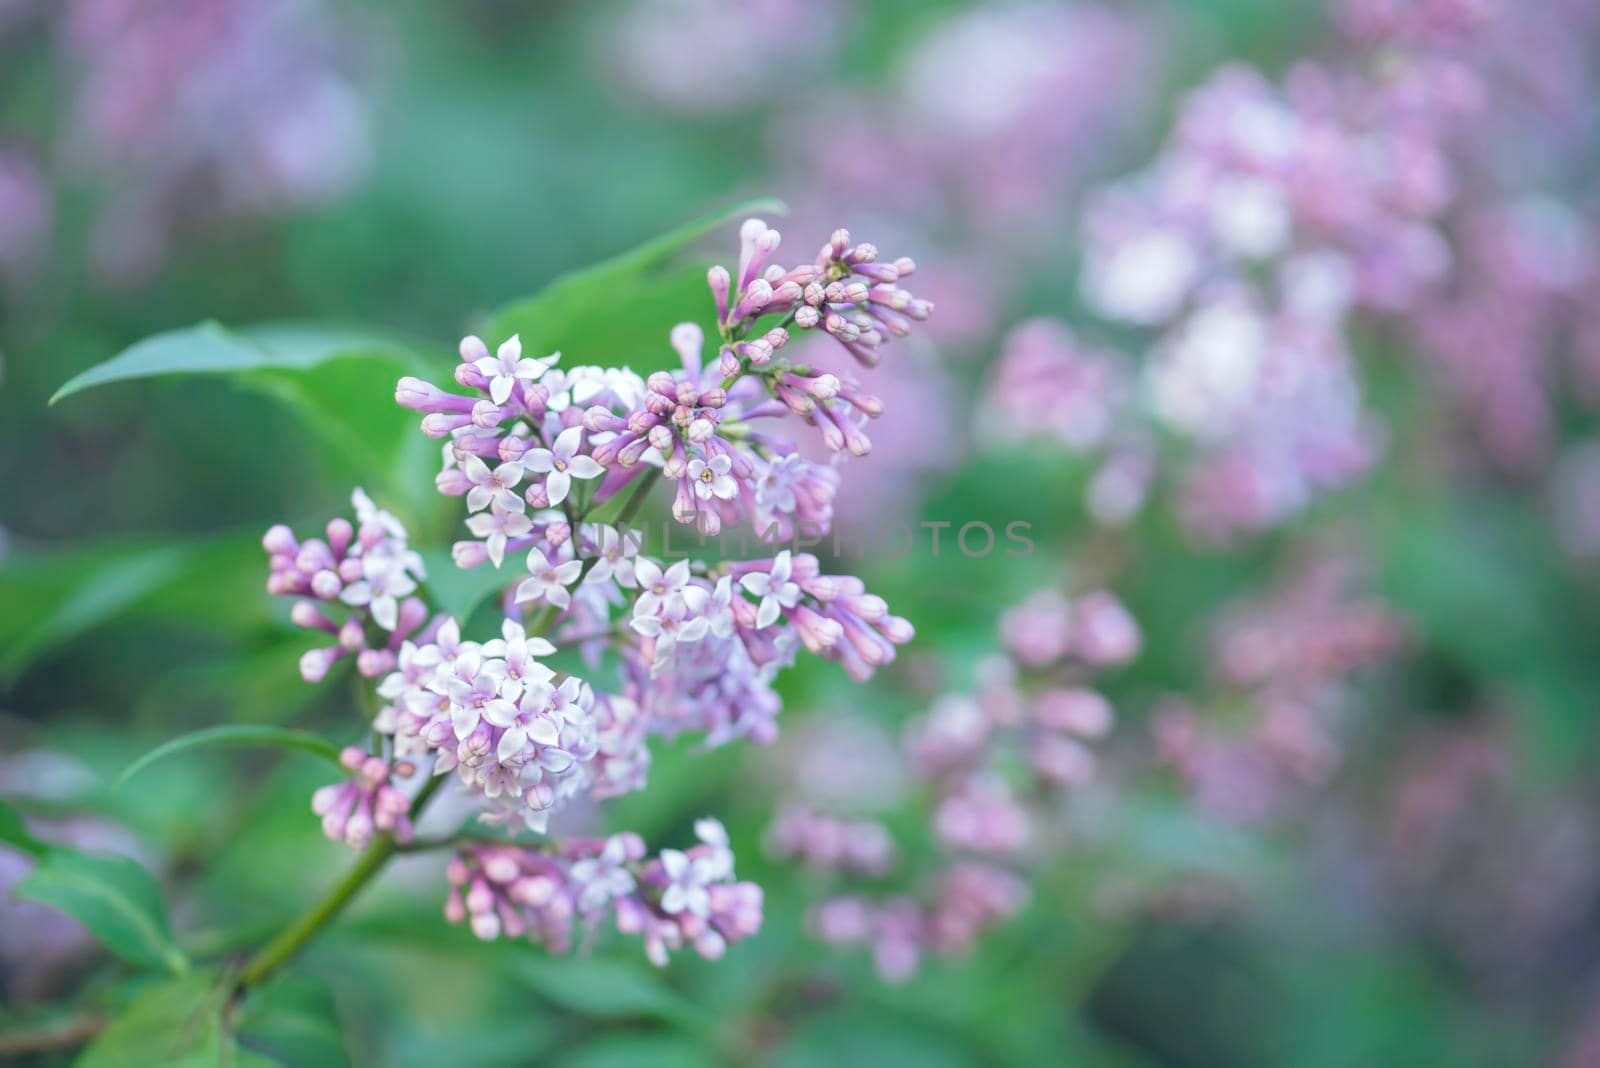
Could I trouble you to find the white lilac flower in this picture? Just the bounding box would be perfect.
[569,835,639,914]
[485,681,561,763]
[694,817,735,880]
[703,576,735,639]
[582,524,641,588]
[340,554,417,630]
[515,547,585,610]
[461,455,526,514]
[445,663,519,741]
[351,487,408,541]
[630,586,711,670]
[480,619,557,687]
[465,334,554,406]
[414,617,476,675]
[740,550,801,629]
[464,504,532,568]
[686,454,737,502]
[633,558,692,618]
[658,848,717,917]
[526,426,604,506]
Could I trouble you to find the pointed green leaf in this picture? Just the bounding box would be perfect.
[16,850,188,974]
[117,726,345,787]
[487,197,785,371]
[71,971,250,1068]
[236,973,351,1068]
[0,797,47,858]
[50,321,419,405]
[513,956,707,1030]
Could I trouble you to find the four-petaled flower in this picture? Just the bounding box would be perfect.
[462,455,525,514]
[658,847,717,917]
[630,586,711,669]
[526,426,604,507]
[569,835,638,914]
[740,550,802,629]
[481,619,556,686]
[341,554,417,630]
[516,547,585,610]
[687,454,737,502]
[467,334,554,406]
[584,525,641,588]
[484,681,561,763]
[465,505,532,568]
[633,558,692,618]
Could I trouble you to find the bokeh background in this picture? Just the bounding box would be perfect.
[4,0,1600,1064]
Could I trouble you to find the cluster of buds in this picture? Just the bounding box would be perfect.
[445,820,761,965]
[262,488,430,681]
[311,746,416,849]
[711,219,932,368]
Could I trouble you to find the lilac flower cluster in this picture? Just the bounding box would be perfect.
[263,489,428,683]
[1153,552,1405,824]
[262,218,931,966]
[777,586,1139,981]
[445,819,761,965]
[1074,58,1444,539]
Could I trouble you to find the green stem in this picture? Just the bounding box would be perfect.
[236,773,444,992]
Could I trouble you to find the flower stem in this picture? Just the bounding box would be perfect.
[236,773,444,992]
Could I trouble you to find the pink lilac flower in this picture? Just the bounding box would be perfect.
[982,319,1127,454]
[526,426,604,507]
[515,547,584,611]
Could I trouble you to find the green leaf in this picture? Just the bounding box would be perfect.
[513,957,706,1030]
[487,197,785,371]
[73,972,229,1068]
[118,726,345,787]
[417,547,512,624]
[236,973,351,1068]
[15,850,189,975]
[0,533,267,685]
[0,797,47,858]
[0,543,194,683]
[48,322,442,510]
[50,321,419,405]
[553,1034,708,1068]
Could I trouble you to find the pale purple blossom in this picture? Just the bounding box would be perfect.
[526,426,603,507]
[515,547,584,611]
